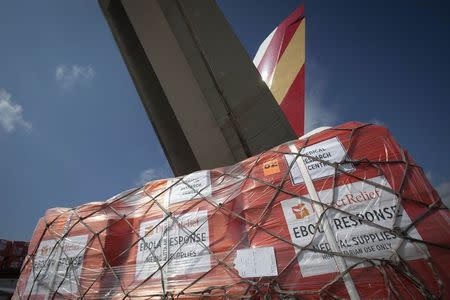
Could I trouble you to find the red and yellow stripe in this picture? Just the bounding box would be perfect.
[254,4,305,136]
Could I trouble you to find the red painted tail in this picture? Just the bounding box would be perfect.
[254,4,305,136]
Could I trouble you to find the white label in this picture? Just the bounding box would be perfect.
[234,247,278,278]
[136,210,211,280]
[285,137,354,185]
[281,176,424,277]
[167,170,212,204]
[25,235,88,295]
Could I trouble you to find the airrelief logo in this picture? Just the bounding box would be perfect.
[292,203,310,220]
[335,188,382,208]
[39,245,51,256]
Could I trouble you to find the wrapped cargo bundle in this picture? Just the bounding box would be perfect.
[238,122,450,298]
[111,167,250,298]
[14,203,124,299]
[0,239,13,256]
[0,239,13,271]
[0,239,29,273]
[11,241,29,257]
[13,122,450,299]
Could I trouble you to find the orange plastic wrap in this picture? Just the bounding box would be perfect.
[239,122,450,298]
[13,122,450,299]
[14,203,123,299]
[112,168,249,298]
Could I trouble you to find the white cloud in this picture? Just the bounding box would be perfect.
[304,61,388,132]
[135,168,169,187]
[137,168,157,186]
[436,180,450,208]
[370,119,386,127]
[305,62,337,132]
[425,171,433,182]
[55,64,95,88]
[0,89,32,133]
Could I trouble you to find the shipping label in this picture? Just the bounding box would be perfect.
[234,247,278,278]
[167,170,212,204]
[285,137,354,185]
[262,160,281,176]
[136,210,211,280]
[25,235,88,295]
[281,176,424,277]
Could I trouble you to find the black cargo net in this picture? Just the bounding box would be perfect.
[15,124,449,299]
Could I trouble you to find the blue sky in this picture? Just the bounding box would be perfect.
[0,0,449,241]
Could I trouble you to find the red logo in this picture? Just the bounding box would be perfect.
[39,246,50,256]
[292,203,310,219]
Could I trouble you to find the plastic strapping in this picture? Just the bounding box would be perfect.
[288,143,361,300]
